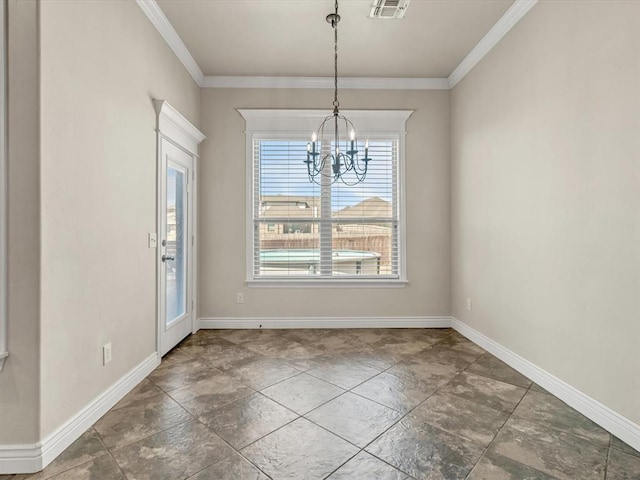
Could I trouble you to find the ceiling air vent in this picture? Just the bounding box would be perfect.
[369,0,411,19]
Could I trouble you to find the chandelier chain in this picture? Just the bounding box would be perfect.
[305,0,369,186]
[333,0,339,109]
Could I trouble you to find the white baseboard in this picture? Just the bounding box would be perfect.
[451,317,640,452]
[197,316,452,330]
[0,443,41,475]
[0,353,160,474]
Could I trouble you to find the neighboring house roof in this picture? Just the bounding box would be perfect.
[260,195,320,219]
[334,196,392,218]
[259,195,392,219]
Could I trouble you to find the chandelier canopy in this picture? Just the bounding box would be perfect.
[305,0,370,186]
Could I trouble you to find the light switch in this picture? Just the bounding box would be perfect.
[149,233,158,248]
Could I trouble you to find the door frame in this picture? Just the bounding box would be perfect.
[154,100,205,357]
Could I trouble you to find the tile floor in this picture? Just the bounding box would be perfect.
[4,328,639,480]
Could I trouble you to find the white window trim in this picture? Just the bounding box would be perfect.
[0,0,8,372]
[238,109,412,287]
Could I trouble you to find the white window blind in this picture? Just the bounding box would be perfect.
[252,138,399,279]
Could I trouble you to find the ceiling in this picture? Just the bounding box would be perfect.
[155,0,514,79]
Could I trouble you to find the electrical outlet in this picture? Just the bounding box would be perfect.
[466,298,472,311]
[236,292,244,304]
[103,343,112,365]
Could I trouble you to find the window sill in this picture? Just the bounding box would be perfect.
[246,278,409,288]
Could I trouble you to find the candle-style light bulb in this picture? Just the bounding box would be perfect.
[312,132,317,142]
[350,130,355,141]
[365,139,369,149]
[307,143,311,152]
[365,139,369,158]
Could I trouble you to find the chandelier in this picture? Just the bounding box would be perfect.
[305,0,370,185]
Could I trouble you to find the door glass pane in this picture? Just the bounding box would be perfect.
[166,165,187,324]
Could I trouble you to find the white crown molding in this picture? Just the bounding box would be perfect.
[202,76,450,90]
[136,0,537,91]
[447,0,538,88]
[451,318,640,453]
[198,316,451,330]
[135,0,205,86]
[0,353,160,474]
[154,100,206,155]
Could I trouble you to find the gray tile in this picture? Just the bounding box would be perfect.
[147,359,221,392]
[179,331,233,348]
[513,390,610,446]
[408,345,481,370]
[306,359,382,389]
[434,331,486,356]
[490,417,608,480]
[94,380,192,450]
[32,329,629,480]
[294,330,370,354]
[160,348,195,367]
[242,418,359,480]
[243,335,324,366]
[112,420,234,480]
[167,370,253,417]
[326,451,408,480]
[352,370,436,413]
[606,447,640,479]
[611,436,640,458]
[439,371,527,413]
[466,354,532,388]
[306,348,393,372]
[217,329,285,345]
[242,335,324,358]
[387,358,459,387]
[409,392,509,447]
[366,418,485,480]
[261,373,344,414]
[370,334,434,357]
[186,454,269,480]
[199,344,263,371]
[332,349,400,371]
[278,328,339,344]
[338,328,399,345]
[380,328,443,345]
[22,430,108,480]
[199,392,298,449]
[467,451,558,480]
[221,356,301,390]
[306,392,403,447]
[530,383,552,395]
[46,455,124,480]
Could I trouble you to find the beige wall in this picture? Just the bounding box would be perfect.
[0,0,41,445]
[199,89,450,318]
[451,0,640,424]
[39,0,200,437]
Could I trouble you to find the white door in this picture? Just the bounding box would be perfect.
[159,138,194,356]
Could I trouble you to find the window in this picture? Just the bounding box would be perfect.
[240,109,412,286]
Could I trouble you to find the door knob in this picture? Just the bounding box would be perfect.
[162,255,175,262]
